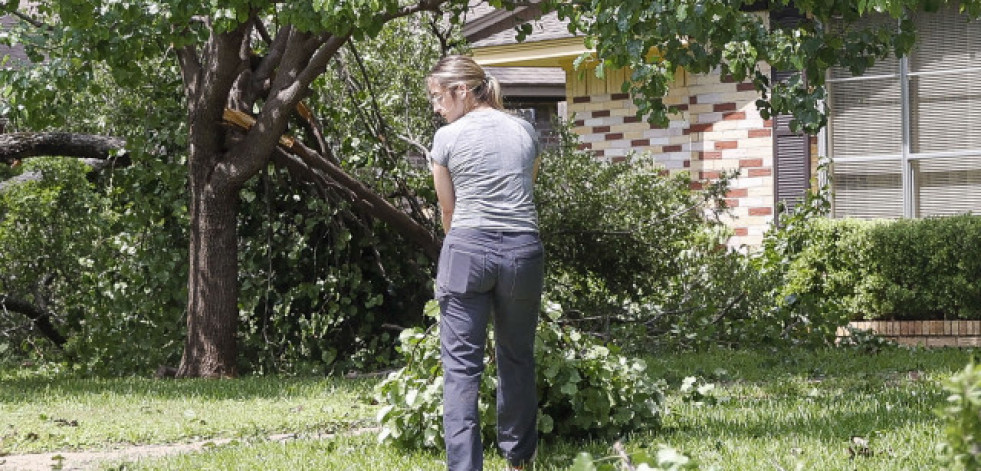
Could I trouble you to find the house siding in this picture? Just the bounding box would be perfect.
[566,65,776,249]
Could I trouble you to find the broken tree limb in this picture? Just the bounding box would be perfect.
[223,109,440,260]
[0,294,67,348]
[0,132,131,192]
[613,441,637,471]
[0,132,128,164]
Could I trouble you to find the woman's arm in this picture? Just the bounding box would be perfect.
[432,163,455,234]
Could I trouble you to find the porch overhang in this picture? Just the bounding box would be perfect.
[471,37,591,69]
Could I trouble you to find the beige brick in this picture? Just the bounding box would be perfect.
[722,119,769,131]
[896,337,925,347]
[959,337,981,347]
[738,137,776,149]
[929,336,958,347]
[872,322,884,335]
[732,234,763,247]
[621,130,647,140]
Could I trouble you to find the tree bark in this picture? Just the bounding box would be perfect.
[0,132,131,192]
[0,132,128,164]
[175,182,241,378]
[0,294,67,348]
[173,2,446,377]
[174,21,251,379]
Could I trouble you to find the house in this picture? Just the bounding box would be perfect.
[464,1,981,248]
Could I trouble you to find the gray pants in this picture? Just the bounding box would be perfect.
[437,228,544,471]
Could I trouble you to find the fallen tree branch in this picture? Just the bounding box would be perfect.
[613,441,636,471]
[223,109,441,260]
[0,294,67,348]
[0,132,128,164]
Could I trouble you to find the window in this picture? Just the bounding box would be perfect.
[825,5,981,218]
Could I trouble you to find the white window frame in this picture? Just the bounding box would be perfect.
[824,11,981,219]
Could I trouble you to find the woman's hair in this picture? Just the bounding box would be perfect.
[427,55,504,110]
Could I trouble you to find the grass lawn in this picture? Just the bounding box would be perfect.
[0,346,972,470]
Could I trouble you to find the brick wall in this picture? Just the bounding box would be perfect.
[565,65,775,248]
[840,321,981,347]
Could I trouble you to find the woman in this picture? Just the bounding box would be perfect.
[427,55,544,471]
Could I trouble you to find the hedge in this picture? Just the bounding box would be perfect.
[778,214,981,320]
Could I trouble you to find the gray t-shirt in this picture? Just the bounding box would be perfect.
[430,109,540,232]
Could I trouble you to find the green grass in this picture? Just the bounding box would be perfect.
[0,368,376,454]
[1,347,974,470]
[642,346,972,470]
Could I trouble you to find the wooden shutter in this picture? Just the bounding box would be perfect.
[770,9,811,218]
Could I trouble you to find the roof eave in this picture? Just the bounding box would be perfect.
[472,37,590,68]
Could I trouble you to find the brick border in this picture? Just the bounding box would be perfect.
[838,321,981,347]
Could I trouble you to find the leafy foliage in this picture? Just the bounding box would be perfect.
[0,158,103,354]
[375,301,665,449]
[543,0,981,133]
[939,361,981,470]
[866,215,981,319]
[535,123,772,350]
[756,182,981,325]
[570,446,698,471]
[0,11,448,374]
[836,326,897,354]
[749,170,855,347]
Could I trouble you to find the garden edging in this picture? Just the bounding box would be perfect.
[839,320,981,347]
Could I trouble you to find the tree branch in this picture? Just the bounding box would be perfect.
[10,9,47,29]
[0,294,67,348]
[613,441,637,471]
[251,25,291,96]
[223,110,440,258]
[290,139,440,259]
[0,132,127,163]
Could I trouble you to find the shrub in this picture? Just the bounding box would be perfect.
[758,206,981,323]
[0,158,104,358]
[938,361,981,469]
[375,301,665,449]
[867,215,981,319]
[536,122,773,350]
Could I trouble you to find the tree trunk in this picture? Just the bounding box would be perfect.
[176,169,241,378]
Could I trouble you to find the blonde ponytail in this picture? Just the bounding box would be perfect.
[483,75,503,110]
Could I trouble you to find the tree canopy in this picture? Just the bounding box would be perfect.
[541,0,981,132]
[3,0,978,376]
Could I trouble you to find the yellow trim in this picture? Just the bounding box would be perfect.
[472,37,591,69]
